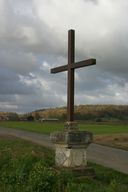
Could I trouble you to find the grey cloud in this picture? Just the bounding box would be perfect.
[83,0,98,4]
[0,50,37,75]
[0,0,64,57]
[0,70,35,96]
[0,0,128,113]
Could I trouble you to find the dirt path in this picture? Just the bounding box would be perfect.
[0,127,128,174]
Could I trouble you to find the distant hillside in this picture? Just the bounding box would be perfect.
[29,105,128,122]
[1,105,127,122]
[0,112,19,121]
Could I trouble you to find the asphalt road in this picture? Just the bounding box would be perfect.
[0,127,128,174]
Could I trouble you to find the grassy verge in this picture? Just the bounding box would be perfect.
[0,121,128,135]
[94,134,128,150]
[0,136,128,192]
[0,121,62,134]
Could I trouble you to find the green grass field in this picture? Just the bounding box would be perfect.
[0,136,128,192]
[0,121,128,135]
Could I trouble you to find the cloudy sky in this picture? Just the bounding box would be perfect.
[0,0,128,113]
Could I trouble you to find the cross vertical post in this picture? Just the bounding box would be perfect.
[68,29,75,122]
[51,29,96,129]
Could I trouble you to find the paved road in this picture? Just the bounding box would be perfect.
[0,127,128,174]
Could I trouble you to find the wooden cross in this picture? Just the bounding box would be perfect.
[51,29,96,122]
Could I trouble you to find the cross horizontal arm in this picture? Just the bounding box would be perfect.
[51,64,68,73]
[51,58,96,74]
[71,58,96,70]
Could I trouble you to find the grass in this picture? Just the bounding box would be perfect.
[0,121,62,134]
[0,135,128,192]
[94,134,128,150]
[0,121,128,135]
[80,123,128,135]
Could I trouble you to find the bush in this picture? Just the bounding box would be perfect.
[1,137,128,192]
[28,161,57,192]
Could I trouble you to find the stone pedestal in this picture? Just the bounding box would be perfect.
[55,144,87,167]
[50,123,93,168]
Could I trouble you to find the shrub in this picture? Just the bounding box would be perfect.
[28,161,57,192]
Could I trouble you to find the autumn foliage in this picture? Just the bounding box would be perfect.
[31,105,128,122]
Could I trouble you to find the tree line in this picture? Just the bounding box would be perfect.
[1,105,128,122]
[30,105,128,122]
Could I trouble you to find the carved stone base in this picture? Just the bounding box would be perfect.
[71,167,95,177]
[55,144,87,167]
[50,125,93,169]
[55,166,95,177]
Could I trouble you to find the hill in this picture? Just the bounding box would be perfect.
[1,105,128,122]
[0,112,19,121]
[29,105,128,122]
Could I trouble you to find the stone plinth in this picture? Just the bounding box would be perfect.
[50,131,92,147]
[50,130,93,168]
[55,144,87,167]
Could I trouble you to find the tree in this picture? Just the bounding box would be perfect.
[27,115,34,121]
